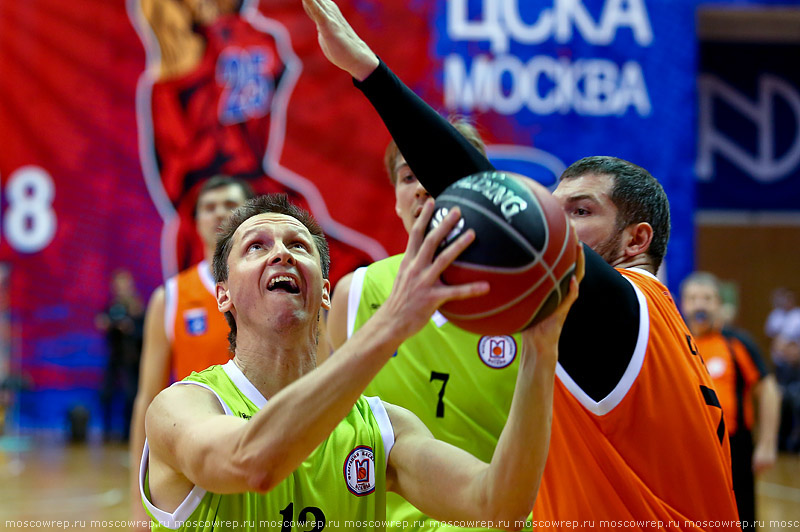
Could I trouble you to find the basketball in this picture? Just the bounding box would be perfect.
[428,170,579,335]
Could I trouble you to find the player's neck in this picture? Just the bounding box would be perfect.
[233,329,318,398]
[613,254,656,275]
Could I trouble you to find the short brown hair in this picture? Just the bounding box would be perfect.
[383,116,487,185]
[560,156,671,271]
[212,194,330,352]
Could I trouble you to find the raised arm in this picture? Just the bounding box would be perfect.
[302,0,493,196]
[303,0,642,401]
[386,250,581,529]
[146,202,489,497]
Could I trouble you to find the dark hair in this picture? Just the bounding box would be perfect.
[561,156,671,270]
[384,116,487,185]
[212,194,330,352]
[195,176,255,216]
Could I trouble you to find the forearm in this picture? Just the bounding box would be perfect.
[479,350,556,522]
[755,376,782,449]
[355,60,494,196]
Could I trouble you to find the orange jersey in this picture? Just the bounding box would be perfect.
[532,268,740,531]
[696,332,762,434]
[165,261,231,380]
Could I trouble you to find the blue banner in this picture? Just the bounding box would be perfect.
[430,0,698,287]
[697,41,800,212]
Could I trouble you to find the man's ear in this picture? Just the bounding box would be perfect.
[623,222,654,258]
[217,282,232,313]
[321,279,332,311]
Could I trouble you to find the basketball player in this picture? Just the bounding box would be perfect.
[681,272,781,527]
[129,176,252,529]
[134,0,379,279]
[139,194,581,531]
[327,121,527,531]
[303,0,741,527]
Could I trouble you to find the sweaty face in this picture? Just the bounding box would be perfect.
[552,173,625,265]
[681,282,721,336]
[221,213,330,333]
[196,185,249,248]
[393,156,431,234]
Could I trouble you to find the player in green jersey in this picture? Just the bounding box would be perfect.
[141,194,581,531]
[328,124,525,531]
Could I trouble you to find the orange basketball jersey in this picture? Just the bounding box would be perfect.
[696,332,761,435]
[164,261,231,381]
[531,268,740,530]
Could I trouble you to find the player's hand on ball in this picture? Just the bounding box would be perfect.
[301,0,379,81]
[383,199,489,339]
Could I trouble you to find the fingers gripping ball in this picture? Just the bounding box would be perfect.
[428,171,578,335]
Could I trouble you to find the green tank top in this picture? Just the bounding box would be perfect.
[349,255,522,532]
[140,360,392,531]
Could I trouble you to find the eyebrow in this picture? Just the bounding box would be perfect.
[394,161,410,174]
[564,194,601,204]
[239,222,310,244]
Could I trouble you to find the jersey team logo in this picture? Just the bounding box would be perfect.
[183,308,209,336]
[478,335,517,369]
[344,445,376,496]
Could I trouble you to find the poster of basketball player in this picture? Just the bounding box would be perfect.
[129,0,387,281]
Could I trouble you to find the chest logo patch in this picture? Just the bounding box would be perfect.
[183,308,208,336]
[478,335,517,369]
[344,445,376,496]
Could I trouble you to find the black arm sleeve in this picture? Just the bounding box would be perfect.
[356,60,639,402]
[558,245,640,401]
[354,60,494,196]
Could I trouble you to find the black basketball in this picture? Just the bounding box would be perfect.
[428,171,578,335]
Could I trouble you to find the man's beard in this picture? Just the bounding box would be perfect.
[594,230,625,265]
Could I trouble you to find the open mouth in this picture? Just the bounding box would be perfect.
[267,275,300,294]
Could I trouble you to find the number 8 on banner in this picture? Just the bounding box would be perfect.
[2,166,56,253]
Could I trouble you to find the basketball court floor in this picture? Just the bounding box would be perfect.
[1,433,798,531]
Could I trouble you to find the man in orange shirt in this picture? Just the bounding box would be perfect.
[129,175,253,529]
[681,272,782,527]
[302,0,742,528]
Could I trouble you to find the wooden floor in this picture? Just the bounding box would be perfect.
[1,434,799,531]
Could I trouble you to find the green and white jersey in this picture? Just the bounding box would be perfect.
[140,360,393,531]
[348,255,521,532]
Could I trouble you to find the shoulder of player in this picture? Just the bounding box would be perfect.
[382,401,432,442]
[147,383,225,434]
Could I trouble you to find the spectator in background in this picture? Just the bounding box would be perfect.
[681,272,782,528]
[773,306,800,452]
[96,269,145,441]
[765,287,800,341]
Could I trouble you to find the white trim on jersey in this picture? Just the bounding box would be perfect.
[139,381,233,528]
[555,275,650,416]
[164,277,178,344]
[627,267,660,283]
[364,396,395,470]
[431,311,448,328]
[197,260,216,296]
[223,359,268,408]
[347,267,367,339]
